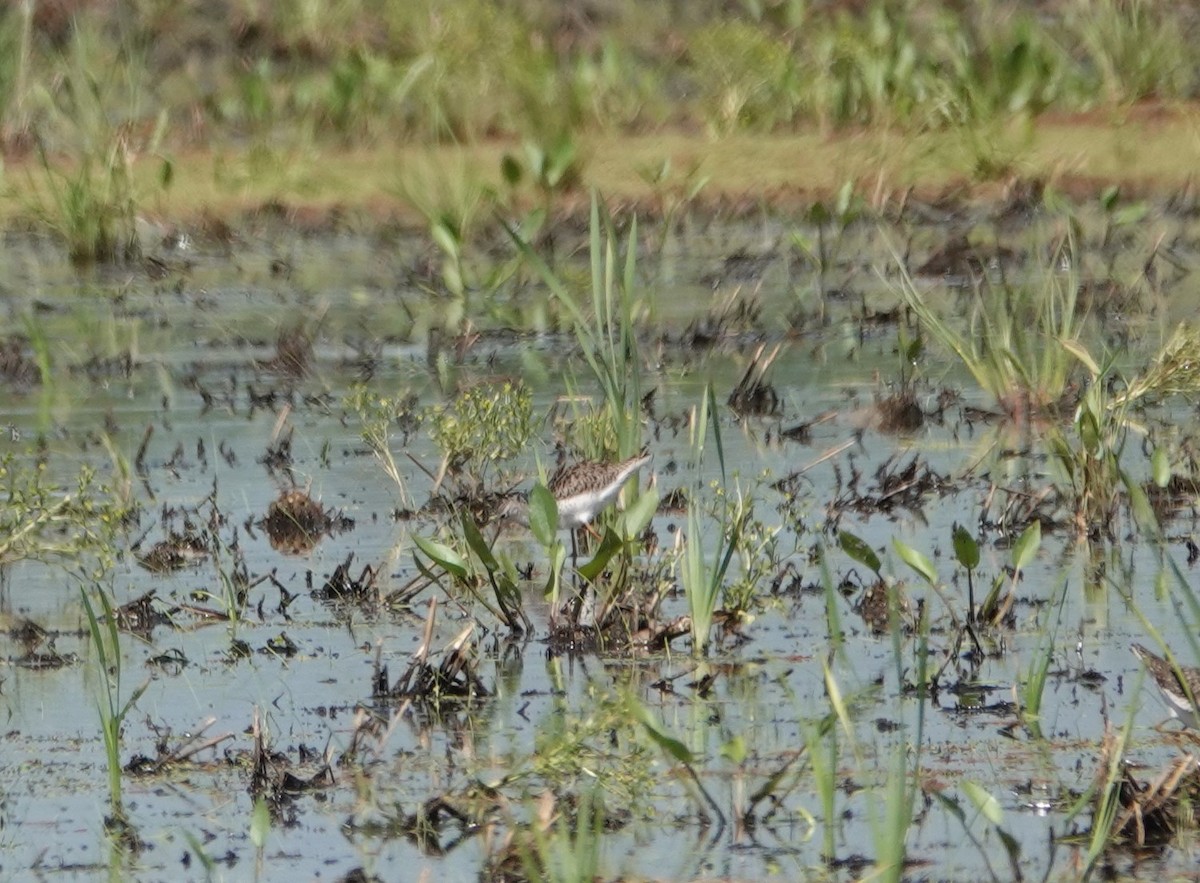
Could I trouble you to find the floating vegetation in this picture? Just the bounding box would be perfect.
[261,488,342,554]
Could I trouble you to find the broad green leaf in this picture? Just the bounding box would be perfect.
[1112,202,1149,227]
[823,660,853,737]
[623,485,659,538]
[962,781,1004,826]
[834,180,855,221]
[412,534,469,580]
[442,260,463,297]
[158,157,174,189]
[492,572,525,628]
[720,735,747,764]
[250,796,270,848]
[500,153,522,185]
[543,541,566,600]
[1152,446,1171,488]
[839,530,881,575]
[997,828,1023,876]
[461,512,498,571]
[413,553,442,585]
[529,484,559,546]
[952,524,980,570]
[892,538,938,584]
[1010,521,1041,573]
[577,527,623,582]
[1122,470,1161,538]
[980,574,1006,615]
[628,696,693,763]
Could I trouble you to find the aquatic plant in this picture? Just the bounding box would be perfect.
[954,520,1040,627]
[1070,0,1193,104]
[414,512,531,634]
[636,156,709,261]
[386,0,568,141]
[518,675,658,806]
[1049,328,1200,538]
[893,234,1086,420]
[80,582,149,830]
[512,789,605,883]
[1017,572,1067,740]
[30,21,168,265]
[719,480,783,616]
[927,8,1069,125]
[507,194,651,587]
[627,695,725,827]
[0,0,34,141]
[790,180,865,303]
[804,670,842,861]
[1076,720,1138,877]
[872,738,917,883]
[395,156,523,328]
[687,19,797,134]
[679,385,736,656]
[4,0,1200,168]
[501,132,583,213]
[0,453,125,571]
[802,2,927,129]
[525,482,569,615]
[344,386,419,508]
[507,194,646,460]
[425,380,535,487]
[930,782,1023,882]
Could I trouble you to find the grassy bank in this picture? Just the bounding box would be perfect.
[7,109,1200,230]
[4,0,1200,251]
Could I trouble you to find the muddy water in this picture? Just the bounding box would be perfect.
[2,205,1199,880]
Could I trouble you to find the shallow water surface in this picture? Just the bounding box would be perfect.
[2,208,1200,881]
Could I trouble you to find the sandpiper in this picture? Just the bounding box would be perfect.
[546,451,652,532]
[1131,642,1200,728]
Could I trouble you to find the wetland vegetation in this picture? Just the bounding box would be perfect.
[6,1,1200,881]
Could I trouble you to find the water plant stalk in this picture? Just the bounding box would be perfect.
[80,583,149,824]
[680,384,735,655]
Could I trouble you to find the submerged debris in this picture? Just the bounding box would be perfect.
[8,617,74,669]
[1096,725,1200,848]
[374,601,488,706]
[315,553,379,602]
[125,717,234,776]
[826,453,951,522]
[0,336,40,388]
[137,531,209,572]
[855,580,912,635]
[262,488,341,554]
[259,324,315,379]
[728,341,782,417]
[248,709,334,819]
[1145,473,1200,521]
[914,233,1017,284]
[684,284,763,345]
[113,590,176,633]
[873,390,924,434]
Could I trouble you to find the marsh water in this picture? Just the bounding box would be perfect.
[3,201,1200,882]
